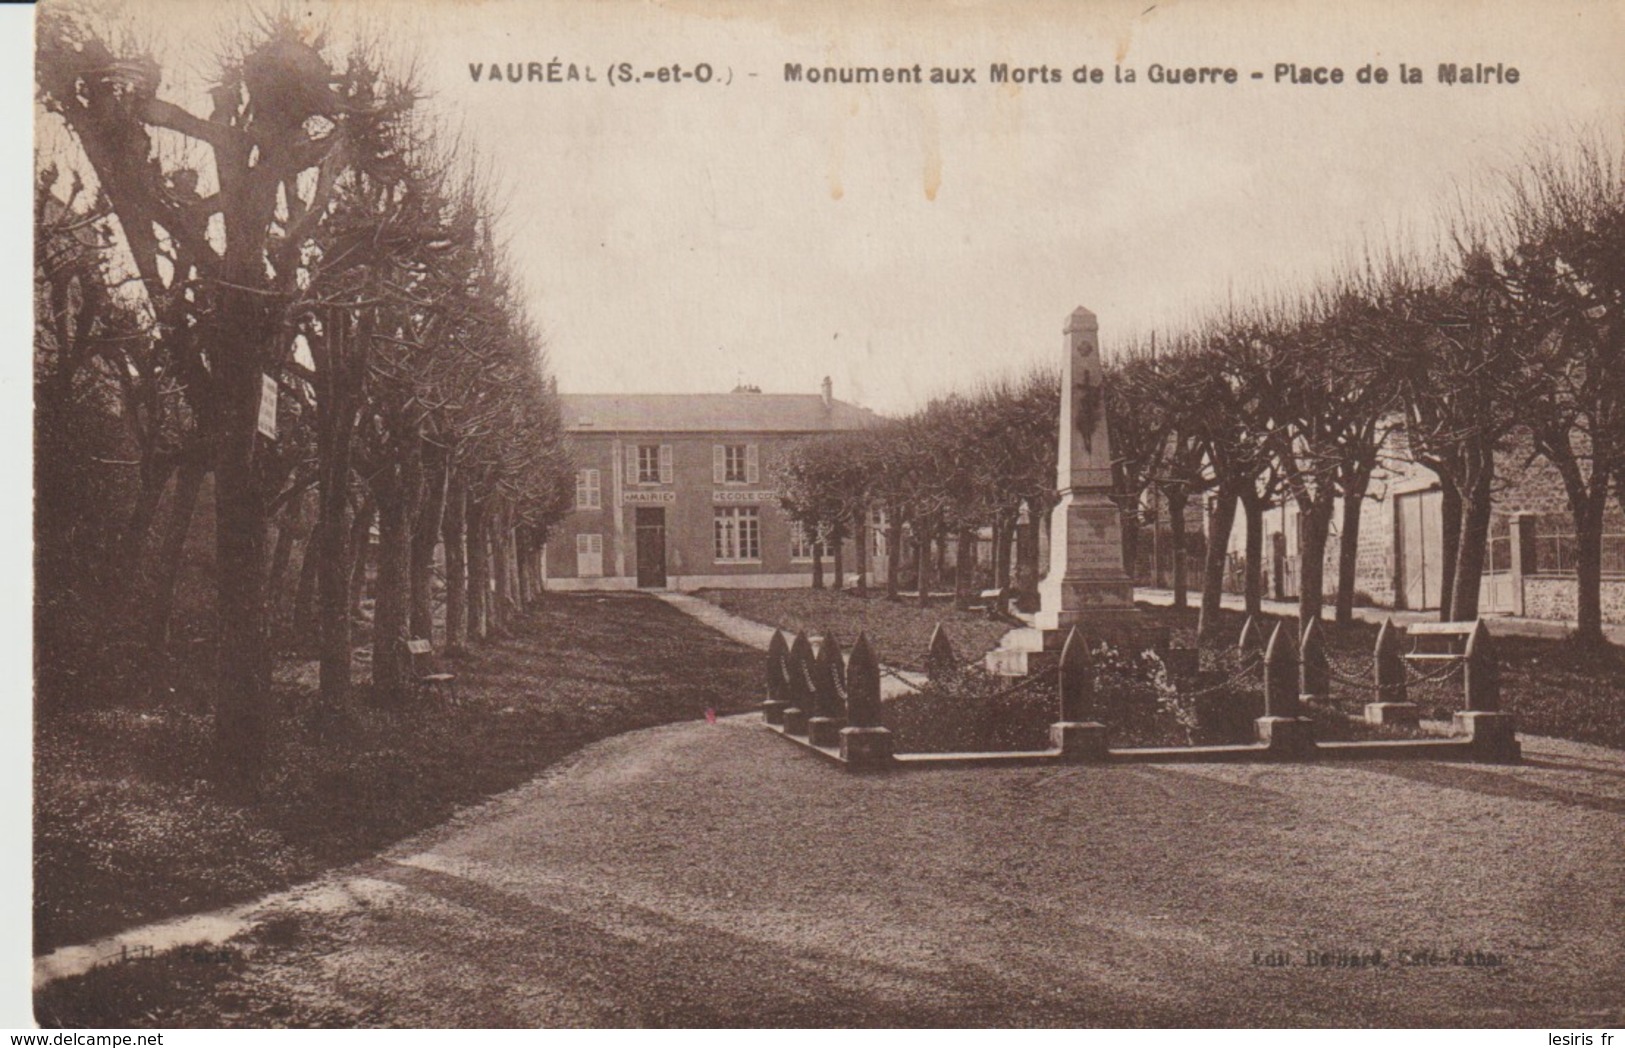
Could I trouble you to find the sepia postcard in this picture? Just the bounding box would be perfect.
[21,0,1625,1033]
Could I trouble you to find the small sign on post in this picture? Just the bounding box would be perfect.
[257,374,278,440]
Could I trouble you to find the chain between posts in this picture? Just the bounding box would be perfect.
[1166,654,1263,702]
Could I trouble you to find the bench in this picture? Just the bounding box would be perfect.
[405,638,459,706]
[1404,622,1476,660]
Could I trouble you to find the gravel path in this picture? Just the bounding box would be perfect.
[656,592,928,698]
[73,717,1625,1027]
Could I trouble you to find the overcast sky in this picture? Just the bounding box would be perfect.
[39,0,1625,414]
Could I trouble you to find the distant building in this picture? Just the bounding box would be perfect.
[545,380,880,591]
[1215,429,1625,625]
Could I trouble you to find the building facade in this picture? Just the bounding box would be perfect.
[544,384,879,591]
[1218,429,1625,625]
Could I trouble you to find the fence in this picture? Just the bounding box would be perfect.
[761,615,1521,771]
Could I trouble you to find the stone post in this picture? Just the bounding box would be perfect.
[1509,512,1536,617]
[925,623,956,680]
[782,631,816,736]
[1050,626,1108,760]
[1256,622,1314,754]
[808,634,847,747]
[1455,620,1519,761]
[1365,619,1418,726]
[762,629,791,725]
[1237,615,1264,658]
[1298,619,1329,705]
[839,633,895,769]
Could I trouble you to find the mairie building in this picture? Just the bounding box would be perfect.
[544,381,880,591]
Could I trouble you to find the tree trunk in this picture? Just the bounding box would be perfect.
[1198,489,1240,646]
[266,512,298,629]
[114,460,175,603]
[916,515,931,608]
[347,497,375,620]
[291,524,320,653]
[854,510,868,598]
[371,458,416,705]
[410,442,449,645]
[1168,490,1189,609]
[954,528,974,610]
[1334,467,1373,625]
[811,532,824,590]
[1014,513,1040,612]
[1296,498,1335,632]
[1573,489,1608,646]
[492,507,513,635]
[467,498,491,642]
[1450,452,1494,623]
[1241,489,1264,619]
[1437,477,1462,622]
[885,511,902,600]
[144,456,208,658]
[832,522,845,592]
[443,477,467,653]
[212,407,271,795]
[1150,502,1166,588]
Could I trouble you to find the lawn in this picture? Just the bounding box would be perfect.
[702,587,1014,672]
[33,593,762,955]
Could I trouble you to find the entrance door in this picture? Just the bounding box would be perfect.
[635,507,667,588]
[1396,489,1444,610]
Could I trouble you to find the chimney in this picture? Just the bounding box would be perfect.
[821,375,833,410]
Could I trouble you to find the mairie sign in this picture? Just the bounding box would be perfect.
[622,490,675,504]
[713,490,779,503]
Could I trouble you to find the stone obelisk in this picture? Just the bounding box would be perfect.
[986,306,1157,676]
[1036,306,1140,630]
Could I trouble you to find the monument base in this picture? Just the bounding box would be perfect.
[761,700,789,726]
[1255,716,1317,756]
[1050,721,1109,762]
[839,726,895,770]
[986,617,1170,677]
[807,717,843,748]
[1454,711,1521,762]
[782,707,809,736]
[1364,702,1420,727]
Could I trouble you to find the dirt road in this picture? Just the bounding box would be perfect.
[40,717,1625,1027]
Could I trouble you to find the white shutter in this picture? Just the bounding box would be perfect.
[713,445,726,484]
[746,444,760,484]
[627,445,640,485]
[576,533,603,577]
[575,470,588,509]
[659,444,673,484]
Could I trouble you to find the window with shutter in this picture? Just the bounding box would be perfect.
[713,445,726,484]
[575,469,601,510]
[632,444,663,485]
[626,445,640,485]
[659,444,673,484]
[575,533,604,576]
[746,444,759,484]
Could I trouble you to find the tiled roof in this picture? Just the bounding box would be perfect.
[560,393,881,434]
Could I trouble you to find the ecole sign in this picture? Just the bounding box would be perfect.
[713,490,778,503]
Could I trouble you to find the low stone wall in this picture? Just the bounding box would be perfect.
[1521,576,1625,624]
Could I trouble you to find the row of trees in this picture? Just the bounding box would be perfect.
[774,367,1059,611]
[1111,131,1623,647]
[36,7,575,792]
[775,130,1624,648]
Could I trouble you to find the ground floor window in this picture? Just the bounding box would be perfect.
[575,533,603,577]
[714,507,761,562]
[789,520,829,561]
